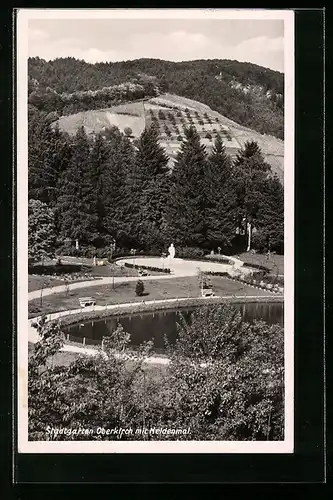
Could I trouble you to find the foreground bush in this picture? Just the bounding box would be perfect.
[135,280,145,296]
[28,304,284,441]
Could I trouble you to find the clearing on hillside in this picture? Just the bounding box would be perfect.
[54,93,284,182]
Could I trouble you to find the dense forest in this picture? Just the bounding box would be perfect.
[28,106,284,261]
[28,57,284,139]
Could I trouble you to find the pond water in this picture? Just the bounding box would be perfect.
[67,302,284,354]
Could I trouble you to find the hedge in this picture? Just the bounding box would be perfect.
[205,271,230,277]
[124,262,171,274]
[204,255,233,265]
[29,263,92,276]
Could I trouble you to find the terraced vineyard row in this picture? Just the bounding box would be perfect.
[145,106,237,143]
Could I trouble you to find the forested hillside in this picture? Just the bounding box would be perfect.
[28,57,284,139]
[28,108,284,256]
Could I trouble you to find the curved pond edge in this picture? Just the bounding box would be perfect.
[29,295,283,364]
[59,294,283,328]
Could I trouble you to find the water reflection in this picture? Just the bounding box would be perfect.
[67,302,283,353]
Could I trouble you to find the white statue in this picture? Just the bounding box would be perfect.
[168,243,175,260]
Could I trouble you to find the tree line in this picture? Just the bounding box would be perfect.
[28,57,284,139]
[28,107,284,264]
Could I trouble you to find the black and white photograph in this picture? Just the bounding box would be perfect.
[17,9,294,453]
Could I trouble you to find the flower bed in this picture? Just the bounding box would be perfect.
[204,269,283,294]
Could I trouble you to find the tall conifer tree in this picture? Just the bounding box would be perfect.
[134,126,170,248]
[102,127,136,247]
[166,126,209,247]
[29,111,71,206]
[206,134,236,250]
[56,126,98,245]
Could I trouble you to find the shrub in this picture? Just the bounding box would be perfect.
[164,126,171,137]
[158,110,166,120]
[177,135,183,142]
[205,132,212,140]
[251,231,269,253]
[251,271,266,281]
[258,273,284,287]
[124,127,133,137]
[205,271,229,277]
[135,280,144,296]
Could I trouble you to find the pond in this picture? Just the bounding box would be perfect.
[66,301,284,354]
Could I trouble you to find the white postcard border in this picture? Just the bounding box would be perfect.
[16,8,294,454]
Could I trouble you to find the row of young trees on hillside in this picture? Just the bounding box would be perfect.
[28,108,284,261]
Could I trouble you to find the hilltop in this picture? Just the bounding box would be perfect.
[28,57,284,140]
[52,92,284,182]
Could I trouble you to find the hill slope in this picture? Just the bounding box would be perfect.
[53,92,284,182]
[28,57,284,139]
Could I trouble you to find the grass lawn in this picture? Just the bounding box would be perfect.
[28,275,67,292]
[28,341,80,366]
[28,275,272,317]
[235,252,284,276]
[28,341,169,380]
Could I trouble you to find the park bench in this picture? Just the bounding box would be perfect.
[138,269,150,277]
[79,297,96,308]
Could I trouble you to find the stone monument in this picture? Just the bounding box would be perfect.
[168,243,175,260]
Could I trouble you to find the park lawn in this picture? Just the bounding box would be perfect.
[28,341,168,382]
[235,252,284,275]
[28,275,66,292]
[28,276,272,317]
[28,341,80,366]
